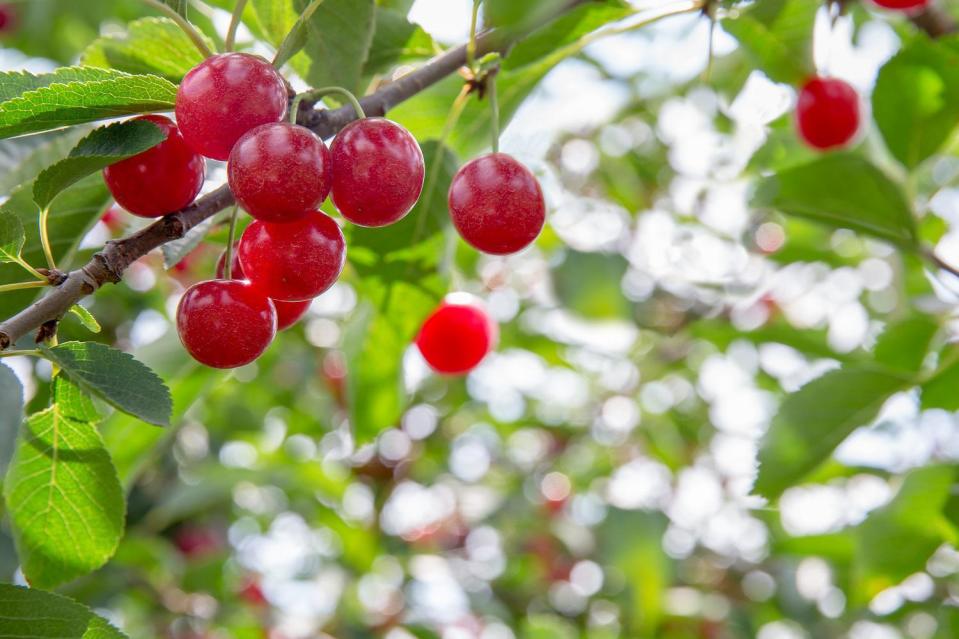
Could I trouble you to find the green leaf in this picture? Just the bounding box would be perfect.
[0,67,129,103]
[0,127,92,197]
[252,0,300,46]
[873,35,959,169]
[81,17,214,83]
[0,211,25,263]
[299,0,376,94]
[0,362,23,476]
[363,7,436,77]
[68,305,101,334]
[753,153,918,249]
[920,345,959,411]
[33,119,166,210]
[161,214,221,270]
[0,584,128,639]
[40,341,172,427]
[553,250,631,320]
[754,368,911,500]
[522,614,578,639]
[873,314,939,373]
[3,401,124,588]
[0,71,178,139]
[54,375,102,423]
[721,0,817,85]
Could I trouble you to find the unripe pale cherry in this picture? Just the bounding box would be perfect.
[870,0,929,11]
[175,53,288,160]
[415,296,498,375]
[237,213,346,302]
[216,249,311,331]
[796,76,861,151]
[330,118,425,227]
[103,115,205,218]
[228,122,332,223]
[176,279,276,369]
[448,153,546,255]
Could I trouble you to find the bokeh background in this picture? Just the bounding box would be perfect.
[3,1,959,638]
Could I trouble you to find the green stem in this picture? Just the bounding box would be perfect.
[467,0,481,72]
[13,256,48,282]
[38,206,55,270]
[0,280,47,294]
[223,204,240,280]
[290,86,365,124]
[141,0,214,58]
[0,349,42,359]
[225,0,250,52]
[489,74,500,153]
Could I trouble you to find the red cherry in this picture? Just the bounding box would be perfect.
[796,76,860,151]
[330,118,425,227]
[228,122,332,223]
[237,213,345,302]
[173,526,222,559]
[0,4,18,34]
[448,153,546,255]
[415,297,497,375]
[869,0,929,11]
[176,279,276,368]
[216,248,311,330]
[175,53,288,160]
[102,115,204,218]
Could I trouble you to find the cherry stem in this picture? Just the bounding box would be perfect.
[291,86,365,124]
[489,74,500,153]
[467,0,481,73]
[38,206,55,271]
[223,204,239,280]
[12,254,48,282]
[0,281,47,294]
[141,0,214,58]
[225,0,249,52]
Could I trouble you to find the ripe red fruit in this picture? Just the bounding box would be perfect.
[176,279,276,368]
[415,297,497,375]
[216,249,311,330]
[102,115,204,218]
[228,122,332,223]
[796,76,861,151]
[237,213,346,302]
[448,153,546,255]
[869,0,929,11]
[330,118,425,227]
[175,53,288,160]
[0,4,18,33]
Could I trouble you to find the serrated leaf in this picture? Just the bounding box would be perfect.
[0,362,23,476]
[81,17,213,83]
[299,0,376,94]
[721,0,817,85]
[754,367,911,500]
[0,67,130,103]
[54,375,102,422]
[41,341,172,427]
[0,127,92,197]
[0,72,178,139]
[68,305,101,334]
[753,153,918,249]
[0,584,129,639]
[3,403,124,588]
[33,119,166,210]
[0,211,25,263]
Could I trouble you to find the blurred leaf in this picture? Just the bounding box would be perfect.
[0,127,91,196]
[873,314,939,373]
[873,35,959,169]
[721,0,817,85]
[41,341,172,427]
[0,70,177,139]
[754,367,911,500]
[553,250,631,320]
[33,119,166,209]
[0,211,25,263]
[363,7,436,77]
[920,345,959,411]
[81,17,213,83]
[753,153,918,249]
[68,305,101,334]
[0,363,23,477]
[0,583,128,638]
[299,0,376,94]
[522,614,578,639]
[3,399,124,588]
[161,215,220,270]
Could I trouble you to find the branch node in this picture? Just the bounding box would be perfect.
[37,268,68,286]
[35,319,58,345]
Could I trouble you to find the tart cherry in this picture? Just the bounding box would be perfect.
[176,279,276,369]
[448,153,546,255]
[237,213,345,302]
[415,296,498,375]
[216,248,311,330]
[330,118,425,227]
[176,53,288,160]
[796,76,861,151]
[869,0,929,11]
[228,122,332,223]
[102,115,204,218]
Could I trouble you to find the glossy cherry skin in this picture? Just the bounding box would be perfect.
[237,213,345,302]
[330,118,425,227]
[102,115,205,218]
[796,77,861,151]
[415,298,498,375]
[228,122,332,223]
[869,0,929,11]
[448,153,546,255]
[176,53,288,160]
[216,249,311,330]
[176,279,276,369]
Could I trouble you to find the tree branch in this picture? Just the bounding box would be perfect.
[0,0,591,350]
[911,3,957,38]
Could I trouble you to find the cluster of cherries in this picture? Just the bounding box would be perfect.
[794,0,929,150]
[103,52,543,374]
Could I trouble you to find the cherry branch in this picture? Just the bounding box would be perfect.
[0,0,589,350]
